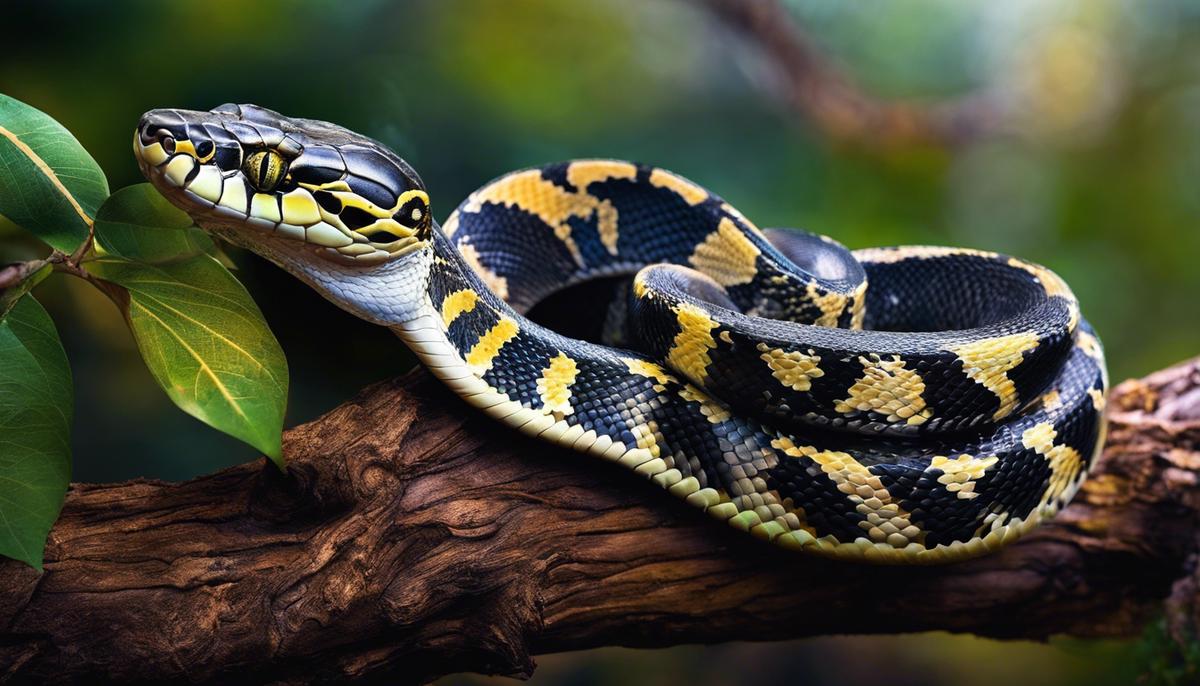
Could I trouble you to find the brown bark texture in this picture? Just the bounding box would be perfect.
[2,358,1200,685]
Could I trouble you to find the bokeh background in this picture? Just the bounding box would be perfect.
[2,0,1198,683]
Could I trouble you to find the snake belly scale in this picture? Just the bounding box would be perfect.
[134,104,1108,564]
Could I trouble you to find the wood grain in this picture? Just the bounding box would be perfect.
[2,359,1198,684]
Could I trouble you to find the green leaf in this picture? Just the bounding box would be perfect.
[0,94,109,253]
[89,255,288,466]
[0,296,72,570]
[94,184,219,263]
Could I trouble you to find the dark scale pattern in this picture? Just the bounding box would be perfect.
[134,97,1114,561]
[585,168,718,266]
[445,301,501,359]
[454,201,580,311]
[432,151,1106,558]
[917,355,1004,432]
[537,161,573,190]
[563,355,654,447]
[630,266,1074,440]
[142,98,1109,561]
[764,455,868,542]
[1007,314,1077,406]
[651,385,740,491]
[860,255,1040,332]
[482,330,563,409]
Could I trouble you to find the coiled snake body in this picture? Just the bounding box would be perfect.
[135,104,1108,563]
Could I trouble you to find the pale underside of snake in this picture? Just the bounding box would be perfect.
[134,104,1108,564]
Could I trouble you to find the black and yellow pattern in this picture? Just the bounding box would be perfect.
[134,105,1108,564]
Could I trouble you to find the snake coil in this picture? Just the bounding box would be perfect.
[135,104,1108,563]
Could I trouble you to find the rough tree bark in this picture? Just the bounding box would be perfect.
[1,358,1199,684]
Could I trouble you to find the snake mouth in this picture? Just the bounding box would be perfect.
[135,107,432,265]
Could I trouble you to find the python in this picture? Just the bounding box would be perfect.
[134,103,1107,564]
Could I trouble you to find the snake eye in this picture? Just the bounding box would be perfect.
[161,135,176,154]
[243,149,288,193]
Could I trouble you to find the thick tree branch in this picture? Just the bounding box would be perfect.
[702,0,1006,145]
[2,358,1199,684]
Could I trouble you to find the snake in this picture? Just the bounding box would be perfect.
[133,104,1108,564]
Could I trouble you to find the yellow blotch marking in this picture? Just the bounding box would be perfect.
[630,420,662,459]
[185,164,223,203]
[440,289,479,328]
[666,302,719,385]
[772,437,923,548]
[949,332,1041,421]
[1077,330,1104,360]
[848,282,868,330]
[930,454,998,500]
[163,155,195,187]
[720,202,759,231]
[297,179,354,194]
[172,139,214,163]
[536,353,579,416]
[465,318,519,375]
[458,240,510,301]
[357,219,414,243]
[678,385,731,424]
[1008,257,1080,331]
[1008,258,1075,301]
[805,283,847,327]
[250,192,281,222]
[334,187,428,217]
[622,357,730,424]
[461,168,620,263]
[280,188,322,225]
[135,135,169,166]
[566,160,637,190]
[688,217,761,287]
[757,343,824,392]
[632,272,650,299]
[622,357,675,386]
[1089,388,1106,412]
[1022,423,1084,506]
[337,189,429,246]
[835,354,932,426]
[1076,330,1108,387]
[327,190,386,219]
[649,168,709,205]
[1042,389,1063,411]
[567,161,638,254]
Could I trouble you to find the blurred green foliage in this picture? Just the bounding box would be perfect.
[1,0,1197,683]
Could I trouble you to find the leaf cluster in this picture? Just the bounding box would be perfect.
[0,95,288,569]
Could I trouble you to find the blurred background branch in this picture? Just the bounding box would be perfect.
[702,0,1005,145]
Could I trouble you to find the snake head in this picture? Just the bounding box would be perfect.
[135,104,432,264]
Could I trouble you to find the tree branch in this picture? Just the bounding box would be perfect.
[702,0,1006,145]
[2,357,1199,684]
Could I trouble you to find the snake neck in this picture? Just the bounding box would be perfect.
[386,229,535,396]
[205,219,439,327]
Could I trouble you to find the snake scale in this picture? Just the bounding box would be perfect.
[134,104,1108,564]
